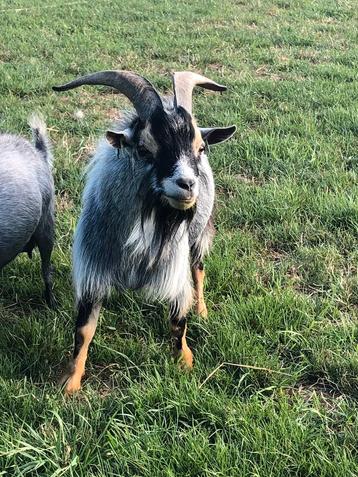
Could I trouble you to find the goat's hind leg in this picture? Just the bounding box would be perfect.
[64,299,101,394]
[35,217,55,308]
[190,217,215,319]
[38,239,55,308]
[169,300,193,369]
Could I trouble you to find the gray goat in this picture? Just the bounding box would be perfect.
[53,70,236,393]
[0,115,55,307]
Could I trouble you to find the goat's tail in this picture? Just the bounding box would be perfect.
[28,113,53,168]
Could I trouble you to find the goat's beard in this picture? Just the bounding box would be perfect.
[140,181,195,264]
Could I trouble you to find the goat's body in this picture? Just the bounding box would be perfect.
[0,121,55,306]
[54,70,235,393]
[73,136,215,312]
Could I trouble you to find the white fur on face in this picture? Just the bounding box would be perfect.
[161,156,199,203]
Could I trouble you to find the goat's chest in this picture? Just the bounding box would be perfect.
[124,216,190,301]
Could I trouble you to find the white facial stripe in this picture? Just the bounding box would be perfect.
[160,155,199,207]
[173,157,196,183]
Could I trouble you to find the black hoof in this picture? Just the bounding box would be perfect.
[45,289,57,309]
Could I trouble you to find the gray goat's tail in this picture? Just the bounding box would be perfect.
[28,113,53,167]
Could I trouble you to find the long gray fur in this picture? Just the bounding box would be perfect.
[73,98,215,315]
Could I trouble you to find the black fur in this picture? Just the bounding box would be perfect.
[142,183,194,257]
[116,107,201,274]
[170,301,187,351]
[74,298,94,358]
[135,107,200,267]
[150,106,198,180]
[32,127,47,157]
[22,236,37,259]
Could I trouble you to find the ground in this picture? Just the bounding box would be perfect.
[0,0,358,475]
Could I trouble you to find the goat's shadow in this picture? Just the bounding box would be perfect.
[0,257,48,311]
[0,254,72,385]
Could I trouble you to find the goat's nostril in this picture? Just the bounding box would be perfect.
[176,178,194,191]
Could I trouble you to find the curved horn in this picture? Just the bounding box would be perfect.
[172,71,227,115]
[53,70,163,121]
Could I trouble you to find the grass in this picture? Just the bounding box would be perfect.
[1,0,358,475]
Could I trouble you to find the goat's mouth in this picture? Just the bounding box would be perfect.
[164,196,197,211]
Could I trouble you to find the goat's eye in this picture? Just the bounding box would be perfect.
[198,144,205,154]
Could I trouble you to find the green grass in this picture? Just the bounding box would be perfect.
[1,0,358,475]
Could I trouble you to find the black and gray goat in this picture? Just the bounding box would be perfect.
[53,70,236,393]
[0,115,55,307]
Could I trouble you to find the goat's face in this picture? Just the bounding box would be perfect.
[148,107,201,210]
[107,107,203,210]
[107,107,236,211]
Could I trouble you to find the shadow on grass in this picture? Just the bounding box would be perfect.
[0,270,183,392]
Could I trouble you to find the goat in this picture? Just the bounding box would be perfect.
[53,70,236,393]
[0,114,55,307]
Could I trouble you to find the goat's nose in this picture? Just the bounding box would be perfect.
[176,178,195,191]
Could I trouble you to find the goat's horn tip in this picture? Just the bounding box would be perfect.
[215,83,227,91]
[52,85,64,92]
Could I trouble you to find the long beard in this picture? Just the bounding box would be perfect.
[141,186,195,265]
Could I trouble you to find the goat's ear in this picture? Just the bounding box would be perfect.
[200,125,236,145]
[106,128,133,149]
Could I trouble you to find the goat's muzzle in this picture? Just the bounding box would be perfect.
[165,196,197,211]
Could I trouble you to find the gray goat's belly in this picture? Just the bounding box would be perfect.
[0,211,39,268]
[0,166,42,267]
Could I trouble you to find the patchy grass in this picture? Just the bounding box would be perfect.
[1,0,358,475]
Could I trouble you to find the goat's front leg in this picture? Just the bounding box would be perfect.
[63,299,101,394]
[169,301,193,369]
[192,261,208,318]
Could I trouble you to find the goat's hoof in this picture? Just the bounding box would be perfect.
[64,376,82,395]
[45,290,56,309]
[196,301,208,319]
[59,363,81,394]
[178,345,193,370]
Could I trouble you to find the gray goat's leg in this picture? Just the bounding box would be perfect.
[37,231,55,308]
[169,299,193,369]
[64,299,102,394]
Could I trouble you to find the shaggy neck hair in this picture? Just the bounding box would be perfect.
[140,169,195,265]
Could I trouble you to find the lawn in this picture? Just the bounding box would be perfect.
[1,0,358,475]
